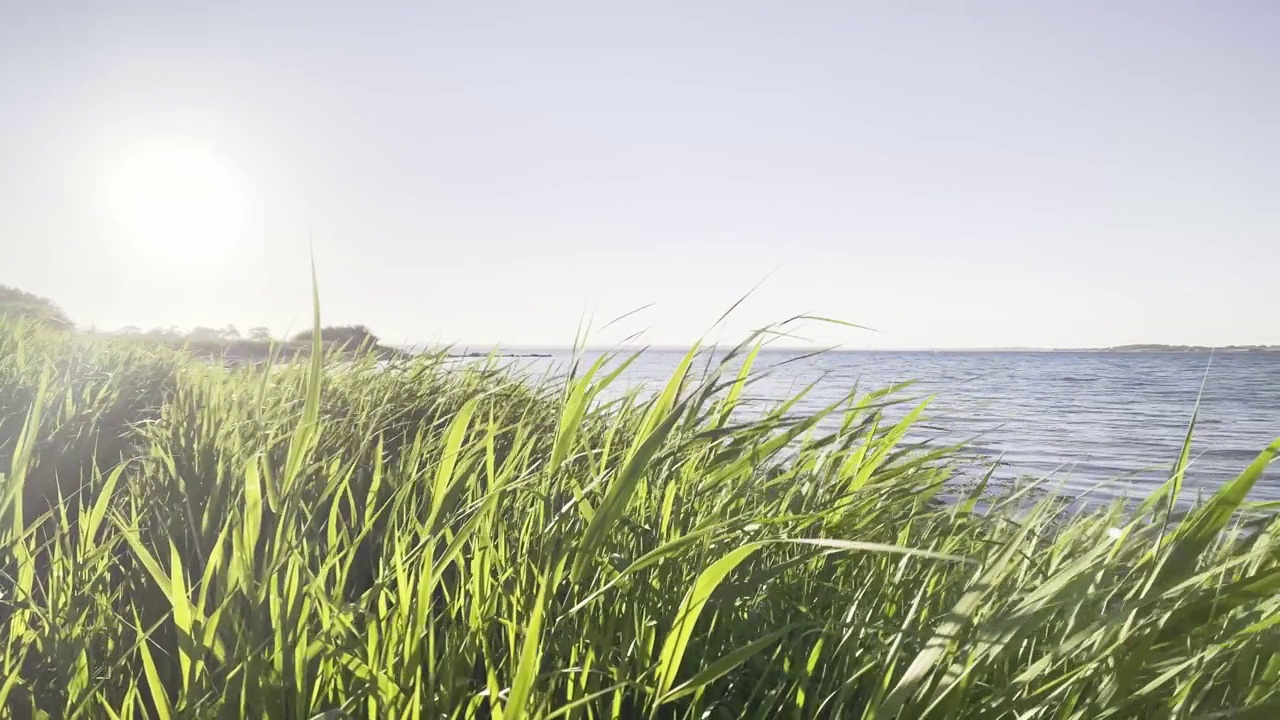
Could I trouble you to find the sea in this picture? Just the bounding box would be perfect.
[487,349,1280,504]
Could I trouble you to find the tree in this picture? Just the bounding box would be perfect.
[188,326,223,342]
[219,325,240,340]
[247,326,272,342]
[145,326,182,340]
[293,325,380,347]
[0,285,72,329]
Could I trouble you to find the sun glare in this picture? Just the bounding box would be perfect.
[106,143,250,263]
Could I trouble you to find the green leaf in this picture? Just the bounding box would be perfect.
[1152,438,1280,592]
[571,395,689,583]
[82,462,128,550]
[655,542,763,699]
[429,396,479,523]
[659,625,794,705]
[502,569,552,720]
[876,512,1039,717]
[135,612,174,720]
[549,355,609,476]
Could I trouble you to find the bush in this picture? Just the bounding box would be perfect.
[0,285,71,328]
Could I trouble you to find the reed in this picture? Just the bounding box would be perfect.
[0,300,1276,718]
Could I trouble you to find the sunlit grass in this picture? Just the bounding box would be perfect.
[0,306,1277,718]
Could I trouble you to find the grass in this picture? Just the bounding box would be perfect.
[0,303,1278,719]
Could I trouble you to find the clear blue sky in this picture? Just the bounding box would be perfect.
[2,1,1277,348]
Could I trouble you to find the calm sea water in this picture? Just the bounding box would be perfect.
[495,350,1280,503]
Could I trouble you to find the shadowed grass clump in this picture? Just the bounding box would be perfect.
[0,313,1277,719]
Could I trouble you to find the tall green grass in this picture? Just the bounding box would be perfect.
[0,313,1277,718]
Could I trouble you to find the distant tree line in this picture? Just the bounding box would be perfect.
[99,325,383,348]
[1,285,388,352]
[100,325,276,343]
[291,325,380,347]
[1104,343,1280,352]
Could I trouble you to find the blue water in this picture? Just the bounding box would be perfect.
[496,350,1280,503]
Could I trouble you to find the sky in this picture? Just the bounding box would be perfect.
[2,1,1277,349]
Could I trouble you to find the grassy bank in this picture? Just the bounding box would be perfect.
[0,315,1278,719]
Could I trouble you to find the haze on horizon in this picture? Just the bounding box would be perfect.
[2,1,1277,350]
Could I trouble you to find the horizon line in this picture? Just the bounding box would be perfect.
[405,342,1280,353]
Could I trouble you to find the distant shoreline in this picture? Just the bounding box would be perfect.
[1080,345,1280,353]
[428,345,1280,355]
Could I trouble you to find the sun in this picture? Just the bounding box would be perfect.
[106,143,250,263]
